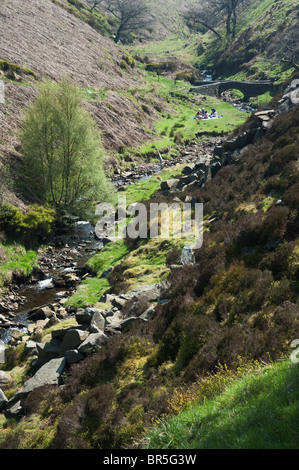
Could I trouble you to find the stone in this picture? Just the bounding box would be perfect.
[36,339,61,363]
[18,357,67,398]
[0,371,13,389]
[140,306,156,320]
[5,400,24,418]
[112,296,128,309]
[160,179,180,191]
[75,308,93,325]
[24,341,38,354]
[59,329,89,356]
[179,174,197,186]
[89,309,106,333]
[10,329,23,340]
[51,328,70,340]
[65,349,84,365]
[120,317,147,331]
[182,165,194,175]
[210,161,222,178]
[0,388,8,411]
[78,332,108,355]
[28,306,53,321]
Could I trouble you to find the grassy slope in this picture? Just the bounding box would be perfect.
[195,0,298,82]
[145,360,299,449]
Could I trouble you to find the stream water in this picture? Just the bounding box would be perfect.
[1,221,103,343]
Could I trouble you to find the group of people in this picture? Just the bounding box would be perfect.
[195,107,218,120]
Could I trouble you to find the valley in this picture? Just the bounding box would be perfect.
[0,0,298,452]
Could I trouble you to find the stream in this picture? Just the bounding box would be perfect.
[0,221,103,343]
[0,99,254,343]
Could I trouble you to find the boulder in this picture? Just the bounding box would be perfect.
[140,306,156,320]
[120,317,147,331]
[36,339,61,363]
[5,400,24,418]
[112,296,128,310]
[160,179,180,191]
[179,174,197,186]
[78,332,108,355]
[182,165,194,175]
[17,357,67,398]
[59,329,89,356]
[24,340,38,354]
[28,306,53,321]
[65,349,84,365]
[0,371,13,389]
[0,388,8,411]
[89,309,106,333]
[75,308,93,325]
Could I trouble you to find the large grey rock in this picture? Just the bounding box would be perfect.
[89,309,106,333]
[182,165,195,175]
[28,306,53,321]
[20,357,66,398]
[160,179,180,191]
[112,296,128,309]
[105,311,123,329]
[59,329,89,356]
[24,340,38,354]
[0,371,13,389]
[125,283,168,303]
[120,317,147,331]
[75,308,93,325]
[36,339,61,363]
[65,349,84,365]
[0,388,8,411]
[140,306,156,320]
[78,332,108,355]
[5,400,24,418]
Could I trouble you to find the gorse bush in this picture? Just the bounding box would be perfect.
[0,203,56,245]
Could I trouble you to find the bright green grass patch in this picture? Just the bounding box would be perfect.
[136,74,247,152]
[124,163,186,206]
[64,278,110,309]
[86,239,130,278]
[144,360,299,449]
[0,243,38,288]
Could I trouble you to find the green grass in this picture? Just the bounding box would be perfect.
[124,163,186,206]
[0,243,38,288]
[64,277,110,309]
[130,34,198,64]
[134,73,247,153]
[86,239,130,278]
[144,360,299,449]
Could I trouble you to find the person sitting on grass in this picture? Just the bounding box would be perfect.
[196,108,202,120]
[210,108,218,118]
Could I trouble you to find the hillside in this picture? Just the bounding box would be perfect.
[0,0,172,207]
[0,0,299,453]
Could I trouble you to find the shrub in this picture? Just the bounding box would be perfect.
[0,203,56,245]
